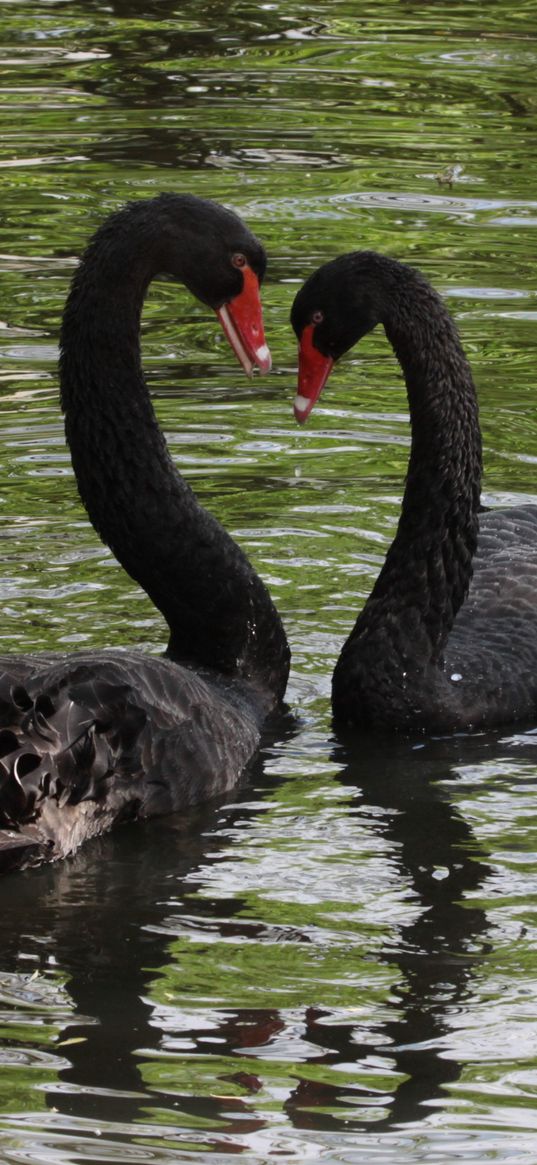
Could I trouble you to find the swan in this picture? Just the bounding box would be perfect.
[0,194,290,872]
[291,250,537,733]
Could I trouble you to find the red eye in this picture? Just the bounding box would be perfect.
[232,253,247,268]
[312,310,324,324]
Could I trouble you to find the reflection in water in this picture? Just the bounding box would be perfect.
[284,733,493,1133]
[0,728,508,1153]
[0,777,275,1153]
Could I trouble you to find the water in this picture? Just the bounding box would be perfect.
[1,0,537,1160]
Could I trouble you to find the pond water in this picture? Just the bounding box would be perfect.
[1,1,537,1161]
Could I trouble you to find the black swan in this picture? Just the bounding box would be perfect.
[291,251,537,733]
[0,194,290,872]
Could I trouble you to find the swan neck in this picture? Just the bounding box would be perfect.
[352,271,481,667]
[59,207,289,705]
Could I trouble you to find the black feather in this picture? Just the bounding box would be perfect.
[293,252,537,733]
[0,196,290,873]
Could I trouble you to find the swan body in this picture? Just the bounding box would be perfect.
[291,251,537,733]
[0,195,290,872]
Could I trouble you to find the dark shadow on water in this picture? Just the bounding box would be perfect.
[284,728,500,1132]
[0,710,298,1144]
[1,720,536,1146]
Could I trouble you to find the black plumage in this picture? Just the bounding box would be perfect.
[291,251,537,733]
[0,195,290,871]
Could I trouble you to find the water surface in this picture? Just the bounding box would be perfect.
[1,1,537,1161]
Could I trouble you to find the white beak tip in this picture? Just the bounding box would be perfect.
[293,394,311,424]
[254,344,272,374]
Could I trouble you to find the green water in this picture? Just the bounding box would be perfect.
[1,1,537,1161]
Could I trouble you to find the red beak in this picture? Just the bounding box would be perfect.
[294,323,334,424]
[216,265,271,376]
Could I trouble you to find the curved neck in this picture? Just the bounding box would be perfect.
[59,202,289,705]
[345,267,482,670]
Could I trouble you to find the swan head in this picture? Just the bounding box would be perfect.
[290,252,394,423]
[154,194,271,376]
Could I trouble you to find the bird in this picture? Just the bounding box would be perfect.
[0,194,290,873]
[291,250,537,734]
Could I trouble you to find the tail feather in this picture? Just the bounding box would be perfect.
[0,674,143,871]
[0,650,263,874]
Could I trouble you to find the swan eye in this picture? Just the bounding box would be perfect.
[312,310,324,324]
[232,253,247,268]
